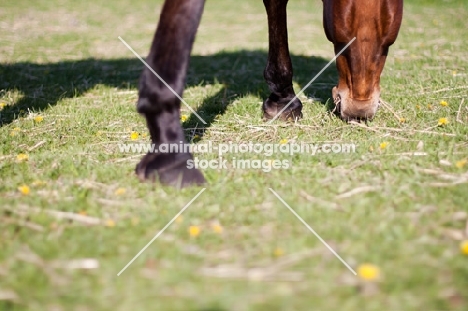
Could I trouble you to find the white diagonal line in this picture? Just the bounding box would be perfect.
[117,188,206,276]
[268,188,357,275]
[118,36,207,125]
[268,37,356,123]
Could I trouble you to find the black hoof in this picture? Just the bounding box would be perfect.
[262,94,303,121]
[135,153,206,188]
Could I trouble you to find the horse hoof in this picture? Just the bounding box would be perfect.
[135,152,206,188]
[262,96,303,121]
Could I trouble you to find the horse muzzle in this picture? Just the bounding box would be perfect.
[332,86,380,121]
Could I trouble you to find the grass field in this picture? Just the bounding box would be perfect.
[1,0,468,310]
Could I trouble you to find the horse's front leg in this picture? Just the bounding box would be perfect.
[135,0,206,187]
[262,0,302,121]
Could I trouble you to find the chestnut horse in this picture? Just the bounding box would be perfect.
[135,0,403,187]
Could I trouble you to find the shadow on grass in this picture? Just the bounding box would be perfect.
[0,50,337,135]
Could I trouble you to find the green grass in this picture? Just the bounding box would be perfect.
[1,0,467,310]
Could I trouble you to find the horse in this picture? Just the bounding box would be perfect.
[134,0,403,187]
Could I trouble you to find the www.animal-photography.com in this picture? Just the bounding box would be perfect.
[1,0,467,310]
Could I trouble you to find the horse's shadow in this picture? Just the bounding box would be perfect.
[0,50,337,136]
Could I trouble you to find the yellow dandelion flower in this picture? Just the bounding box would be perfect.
[440,100,448,107]
[175,215,183,224]
[438,117,448,126]
[427,104,433,110]
[16,153,29,162]
[130,131,139,140]
[273,247,284,257]
[460,240,468,255]
[455,159,467,169]
[131,217,140,226]
[0,102,5,110]
[189,225,200,237]
[357,263,380,281]
[279,139,288,144]
[18,185,30,195]
[10,130,18,136]
[180,115,188,122]
[379,142,388,150]
[212,224,223,234]
[115,188,126,195]
[416,105,421,110]
[34,115,44,123]
[399,118,406,123]
[105,219,116,227]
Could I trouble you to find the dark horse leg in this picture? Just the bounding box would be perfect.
[135,0,206,187]
[262,0,302,121]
